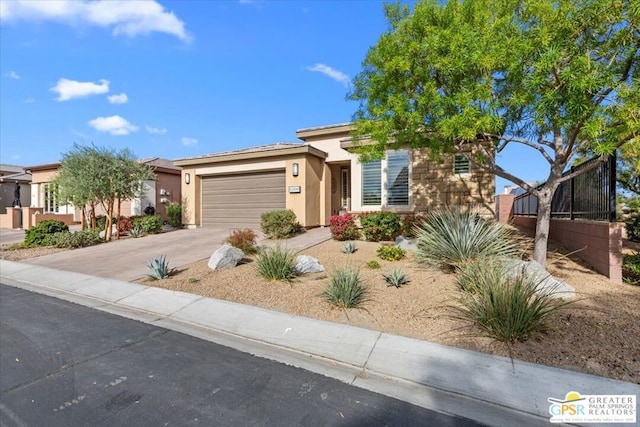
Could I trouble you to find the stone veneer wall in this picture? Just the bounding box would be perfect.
[411,148,495,218]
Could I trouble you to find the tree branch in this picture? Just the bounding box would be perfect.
[488,133,555,164]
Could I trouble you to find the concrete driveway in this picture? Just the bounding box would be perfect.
[22,227,330,282]
[23,228,233,281]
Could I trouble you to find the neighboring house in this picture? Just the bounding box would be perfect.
[175,122,495,229]
[0,164,32,214]
[25,158,182,223]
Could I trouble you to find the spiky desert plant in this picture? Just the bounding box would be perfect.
[255,245,296,282]
[450,261,573,343]
[415,207,519,271]
[322,267,368,308]
[382,268,410,288]
[342,241,357,254]
[147,255,176,280]
[127,224,145,238]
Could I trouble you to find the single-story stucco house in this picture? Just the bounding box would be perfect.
[175,123,495,229]
[25,158,182,224]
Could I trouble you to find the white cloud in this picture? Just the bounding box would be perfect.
[108,93,128,104]
[5,71,20,79]
[1,0,191,42]
[181,137,198,146]
[51,78,109,101]
[146,125,167,134]
[88,115,138,135]
[305,63,350,87]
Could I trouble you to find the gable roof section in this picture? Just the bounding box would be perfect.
[174,142,327,166]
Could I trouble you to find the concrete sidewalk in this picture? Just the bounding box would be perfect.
[1,259,637,426]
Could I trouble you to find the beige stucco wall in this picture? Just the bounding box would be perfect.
[181,168,200,228]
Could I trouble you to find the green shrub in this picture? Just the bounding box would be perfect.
[329,213,360,241]
[367,260,381,269]
[456,257,506,293]
[377,245,406,261]
[226,229,258,254]
[256,245,296,282]
[50,230,102,248]
[134,214,163,234]
[342,241,357,254]
[95,215,116,232]
[261,209,302,239]
[625,213,640,242]
[322,267,368,308]
[450,261,572,343]
[166,203,182,228]
[415,207,519,271]
[622,252,640,285]
[400,213,424,238]
[147,254,176,280]
[360,211,401,241]
[24,220,69,247]
[382,268,410,288]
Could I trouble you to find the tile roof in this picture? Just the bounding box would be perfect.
[174,142,304,161]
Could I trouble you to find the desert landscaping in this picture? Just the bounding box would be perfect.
[3,227,639,384]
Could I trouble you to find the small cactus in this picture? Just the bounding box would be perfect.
[382,268,410,288]
[342,241,357,254]
[147,254,176,280]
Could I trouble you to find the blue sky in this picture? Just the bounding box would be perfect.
[0,0,547,193]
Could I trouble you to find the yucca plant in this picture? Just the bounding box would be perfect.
[382,268,410,288]
[450,261,573,343]
[322,267,368,308]
[147,255,176,280]
[342,241,357,254]
[415,207,519,271]
[456,257,506,293]
[255,245,296,282]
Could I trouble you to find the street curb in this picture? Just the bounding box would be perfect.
[1,260,638,426]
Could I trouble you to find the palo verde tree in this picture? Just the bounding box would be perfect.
[349,0,639,265]
[54,144,155,241]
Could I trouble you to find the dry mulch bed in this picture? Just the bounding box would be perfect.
[3,235,639,384]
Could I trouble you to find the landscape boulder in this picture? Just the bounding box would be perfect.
[505,259,575,298]
[99,225,118,239]
[208,244,244,270]
[293,255,324,274]
[395,236,418,251]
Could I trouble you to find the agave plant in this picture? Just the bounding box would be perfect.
[415,206,519,271]
[382,268,410,288]
[342,241,357,254]
[147,254,176,280]
[128,224,145,238]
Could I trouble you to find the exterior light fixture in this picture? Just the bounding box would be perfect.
[292,163,299,177]
[185,173,191,184]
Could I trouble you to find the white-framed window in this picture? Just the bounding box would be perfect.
[362,159,382,206]
[454,155,471,174]
[361,149,410,208]
[44,183,59,213]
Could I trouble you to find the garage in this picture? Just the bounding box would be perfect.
[201,170,286,228]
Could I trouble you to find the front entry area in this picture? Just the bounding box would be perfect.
[201,170,286,228]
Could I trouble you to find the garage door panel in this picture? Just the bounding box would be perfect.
[201,170,286,228]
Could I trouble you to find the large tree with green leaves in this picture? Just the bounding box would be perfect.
[349,0,639,265]
[54,144,155,241]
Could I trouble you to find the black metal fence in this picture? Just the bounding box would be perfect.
[513,154,616,222]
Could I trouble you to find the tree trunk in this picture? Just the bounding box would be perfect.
[90,203,96,230]
[81,208,86,231]
[532,186,556,266]
[116,198,121,240]
[105,199,114,241]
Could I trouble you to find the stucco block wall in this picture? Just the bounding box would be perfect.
[513,217,622,283]
[495,194,515,222]
[412,149,495,217]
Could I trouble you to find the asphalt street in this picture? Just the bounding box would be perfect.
[0,284,483,427]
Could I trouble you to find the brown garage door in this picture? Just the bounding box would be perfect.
[201,170,286,228]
